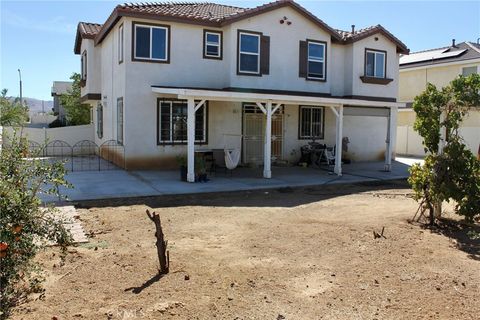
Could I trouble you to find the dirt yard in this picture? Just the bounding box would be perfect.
[12,181,480,320]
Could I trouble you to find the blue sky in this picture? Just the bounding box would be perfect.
[1,0,479,101]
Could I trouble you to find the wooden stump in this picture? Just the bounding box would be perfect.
[146,209,169,274]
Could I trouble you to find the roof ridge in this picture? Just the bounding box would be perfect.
[79,21,102,25]
[466,41,480,54]
[121,1,245,9]
[406,42,475,55]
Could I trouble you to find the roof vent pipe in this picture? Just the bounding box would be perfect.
[351,25,355,33]
[452,39,456,47]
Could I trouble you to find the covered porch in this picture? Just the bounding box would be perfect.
[42,159,412,202]
[152,86,403,182]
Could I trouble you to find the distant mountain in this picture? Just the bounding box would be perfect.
[7,97,54,113]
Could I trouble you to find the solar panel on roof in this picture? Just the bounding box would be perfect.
[400,48,467,65]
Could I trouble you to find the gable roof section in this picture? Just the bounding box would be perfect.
[400,42,480,69]
[74,22,103,54]
[220,0,342,41]
[74,1,407,55]
[335,25,409,54]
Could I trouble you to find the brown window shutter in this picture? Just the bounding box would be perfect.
[260,35,270,75]
[299,40,307,78]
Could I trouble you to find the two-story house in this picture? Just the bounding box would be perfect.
[397,40,480,156]
[74,0,408,182]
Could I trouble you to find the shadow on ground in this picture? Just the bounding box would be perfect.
[428,218,480,261]
[75,179,411,209]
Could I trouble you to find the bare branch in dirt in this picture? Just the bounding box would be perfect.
[373,227,387,239]
[146,209,169,274]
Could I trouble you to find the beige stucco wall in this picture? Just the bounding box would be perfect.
[399,61,480,102]
[397,60,480,156]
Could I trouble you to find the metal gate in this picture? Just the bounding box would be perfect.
[242,104,284,165]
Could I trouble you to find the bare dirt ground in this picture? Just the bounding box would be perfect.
[12,181,480,320]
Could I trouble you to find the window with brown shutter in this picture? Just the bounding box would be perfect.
[260,35,270,75]
[299,40,307,78]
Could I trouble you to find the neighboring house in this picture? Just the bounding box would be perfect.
[74,0,408,182]
[397,40,480,156]
[51,81,73,124]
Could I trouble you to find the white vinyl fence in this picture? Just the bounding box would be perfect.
[2,124,94,146]
[396,125,479,157]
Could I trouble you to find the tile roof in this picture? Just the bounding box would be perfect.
[335,24,409,54]
[74,1,408,54]
[78,22,103,39]
[118,2,245,22]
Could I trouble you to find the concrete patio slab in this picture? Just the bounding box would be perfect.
[40,160,412,203]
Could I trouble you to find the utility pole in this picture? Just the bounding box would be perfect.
[17,69,23,106]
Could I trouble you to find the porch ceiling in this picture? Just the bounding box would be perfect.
[151,86,405,108]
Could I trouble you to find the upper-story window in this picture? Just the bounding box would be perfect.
[203,30,222,59]
[238,31,260,74]
[365,49,386,78]
[133,22,170,62]
[307,41,326,80]
[118,24,124,63]
[81,50,87,81]
[462,66,478,76]
[299,40,327,81]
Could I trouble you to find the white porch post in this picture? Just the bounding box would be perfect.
[187,98,196,182]
[263,100,273,179]
[334,105,343,176]
[384,107,393,171]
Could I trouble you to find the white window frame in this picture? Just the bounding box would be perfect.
[205,31,221,58]
[134,24,169,61]
[158,100,207,144]
[239,32,260,74]
[118,24,124,63]
[307,41,326,80]
[299,106,325,139]
[461,65,478,76]
[366,49,386,78]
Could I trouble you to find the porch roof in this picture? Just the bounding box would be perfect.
[151,86,405,108]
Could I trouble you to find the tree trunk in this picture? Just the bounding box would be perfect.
[146,209,169,274]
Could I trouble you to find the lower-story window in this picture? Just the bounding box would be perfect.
[299,106,325,139]
[117,98,124,145]
[96,102,103,139]
[157,99,207,144]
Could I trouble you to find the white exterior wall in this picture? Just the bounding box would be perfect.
[78,6,403,169]
[226,7,331,93]
[80,39,102,96]
[98,21,126,148]
[350,34,399,99]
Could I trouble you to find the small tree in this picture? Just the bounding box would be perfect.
[0,132,71,318]
[0,89,28,126]
[60,73,91,126]
[408,74,480,224]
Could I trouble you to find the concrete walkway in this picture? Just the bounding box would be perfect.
[40,160,413,203]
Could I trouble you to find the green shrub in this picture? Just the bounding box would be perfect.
[0,131,72,318]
